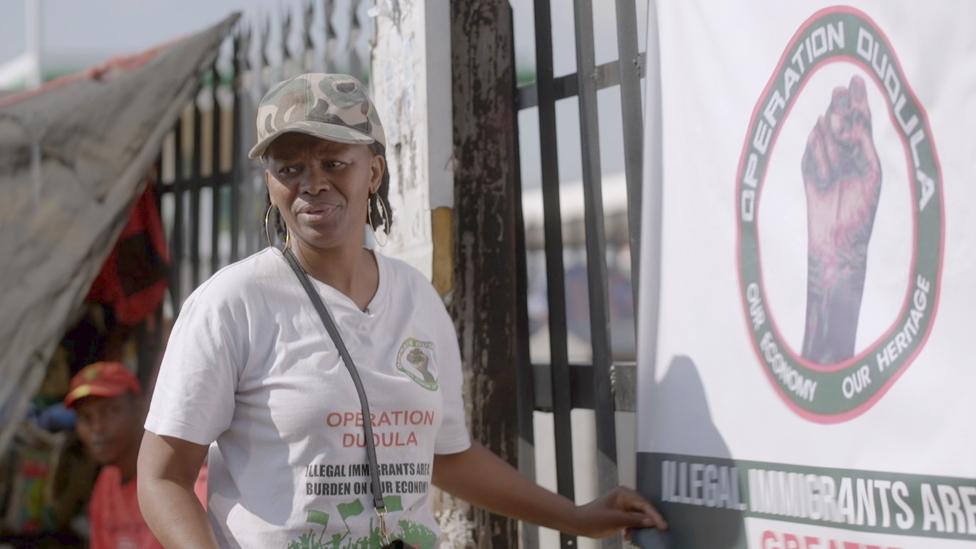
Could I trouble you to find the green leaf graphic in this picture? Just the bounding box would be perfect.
[398,520,436,549]
[287,530,327,549]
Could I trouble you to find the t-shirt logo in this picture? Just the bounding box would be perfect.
[396,338,438,391]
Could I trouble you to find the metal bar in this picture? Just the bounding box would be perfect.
[137,152,166,389]
[348,1,363,80]
[170,118,185,312]
[322,0,335,73]
[530,363,598,412]
[211,64,222,276]
[516,54,646,110]
[154,153,163,207]
[615,0,644,316]
[572,3,619,547]
[281,6,293,73]
[532,0,576,546]
[190,93,203,289]
[302,0,315,72]
[532,363,594,411]
[510,4,538,545]
[610,361,637,413]
[259,14,271,89]
[232,22,256,258]
[230,30,242,262]
[531,362,637,412]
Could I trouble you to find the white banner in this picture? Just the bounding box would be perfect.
[635,2,976,548]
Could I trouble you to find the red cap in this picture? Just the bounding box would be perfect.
[64,361,142,408]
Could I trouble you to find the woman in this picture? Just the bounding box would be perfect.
[137,73,666,548]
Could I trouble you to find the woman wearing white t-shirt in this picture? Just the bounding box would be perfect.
[137,73,667,548]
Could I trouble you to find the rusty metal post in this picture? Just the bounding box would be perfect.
[450,0,522,546]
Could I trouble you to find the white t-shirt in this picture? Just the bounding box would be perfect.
[146,247,470,549]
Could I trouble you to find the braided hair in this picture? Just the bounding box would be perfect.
[366,142,393,235]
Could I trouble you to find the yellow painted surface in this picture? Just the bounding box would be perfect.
[431,207,453,298]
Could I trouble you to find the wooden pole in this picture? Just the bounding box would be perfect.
[450,1,522,546]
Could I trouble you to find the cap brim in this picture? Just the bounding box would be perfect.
[248,121,375,160]
[64,384,133,408]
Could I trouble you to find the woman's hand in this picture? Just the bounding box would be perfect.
[569,486,668,539]
[433,443,667,540]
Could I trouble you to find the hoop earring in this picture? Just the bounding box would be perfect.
[264,203,275,247]
[368,194,388,247]
[265,203,290,249]
[379,199,391,232]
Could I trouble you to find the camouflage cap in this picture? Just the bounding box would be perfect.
[248,73,386,159]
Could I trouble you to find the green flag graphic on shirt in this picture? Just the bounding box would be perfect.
[306,509,329,528]
[337,498,365,520]
[383,495,403,513]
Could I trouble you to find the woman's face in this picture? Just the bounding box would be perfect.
[265,133,384,252]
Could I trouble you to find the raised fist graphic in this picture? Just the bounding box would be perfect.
[800,75,882,364]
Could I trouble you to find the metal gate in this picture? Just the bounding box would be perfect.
[512,1,648,547]
[138,1,372,384]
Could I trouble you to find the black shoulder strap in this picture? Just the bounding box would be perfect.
[282,247,387,513]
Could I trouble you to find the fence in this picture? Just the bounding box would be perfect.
[137,0,372,384]
[512,0,648,547]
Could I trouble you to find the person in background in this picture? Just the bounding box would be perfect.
[66,362,188,549]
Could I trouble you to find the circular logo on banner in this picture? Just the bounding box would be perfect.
[735,6,943,422]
